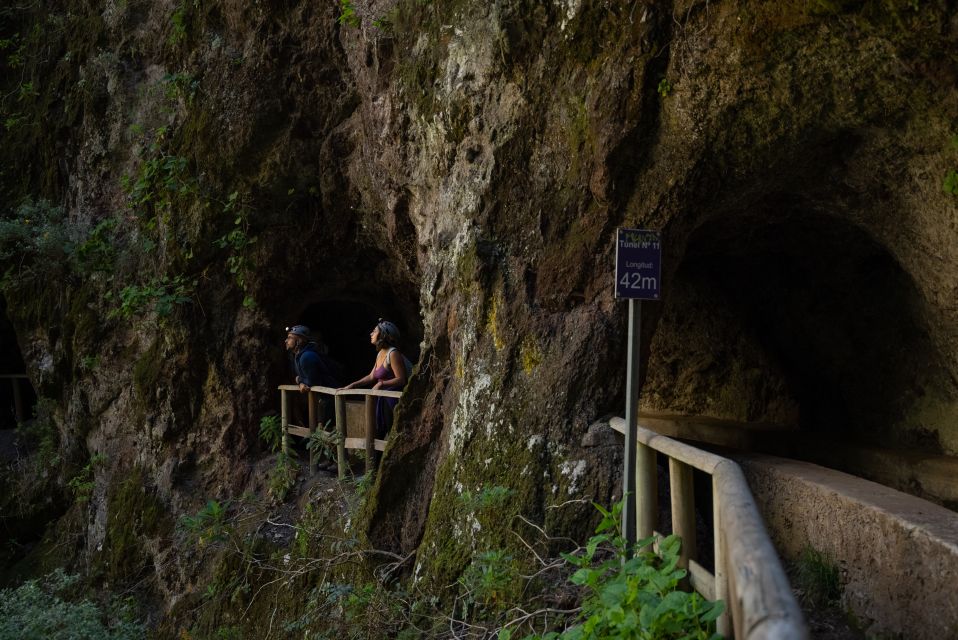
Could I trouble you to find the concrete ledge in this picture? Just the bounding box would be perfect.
[736,454,958,640]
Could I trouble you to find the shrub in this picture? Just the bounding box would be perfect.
[179,499,231,547]
[66,453,106,503]
[0,569,143,640]
[258,415,282,453]
[794,545,841,607]
[109,274,194,319]
[267,452,298,501]
[944,169,958,195]
[518,501,725,640]
[0,199,71,269]
[0,199,118,284]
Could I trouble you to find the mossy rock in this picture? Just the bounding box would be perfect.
[100,467,170,584]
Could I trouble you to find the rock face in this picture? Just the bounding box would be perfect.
[1,0,957,617]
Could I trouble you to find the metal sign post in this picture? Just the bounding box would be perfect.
[614,228,661,555]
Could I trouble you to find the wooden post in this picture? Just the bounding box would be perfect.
[636,442,657,543]
[713,472,730,637]
[364,394,376,475]
[307,390,317,472]
[280,388,290,455]
[11,378,24,424]
[335,395,347,479]
[669,458,696,572]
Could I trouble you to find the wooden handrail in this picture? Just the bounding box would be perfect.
[278,384,404,478]
[277,384,402,399]
[609,416,807,640]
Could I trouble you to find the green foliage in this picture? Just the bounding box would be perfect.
[459,550,520,613]
[353,470,373,498]
[460,484,515,511]
[120,136,195,225]
[0,199,71,266]
[657,78,673,98]
[4,114,25,131]
[66,453,106,503]
[103,469,167,582]
[268,452,298,501]
[338,0,361,26]
[211,626,242,640]
[110,274,194,319]
[73,218,117,273]
[284,581,413,640]
[21,396,60,464]
[169,2,192,45]
[0,200,120,287]
[943,169,958,196]
[793,545,841,607]
[213,191,256,308]
[17,81,38,102]
[179,499,231,548]
[527,501,724,640]
[0,33,24,69]
[163,71,199,104]
[0,570,144,640]
[258,415,282,453]
[306,420,341,460]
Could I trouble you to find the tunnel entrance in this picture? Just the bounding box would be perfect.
[0,297,35,430]
[289,300,421,386]
[651,193,948,452]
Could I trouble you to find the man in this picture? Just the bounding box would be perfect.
[285,325,340,392]
[285,325,341,472]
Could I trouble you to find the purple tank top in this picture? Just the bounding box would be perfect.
[373,365,391,384]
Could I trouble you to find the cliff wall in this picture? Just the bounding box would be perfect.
[1,0,956,627]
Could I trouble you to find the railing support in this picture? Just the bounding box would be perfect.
[713,472,730,637]
[670,458,696,572]
[335,395,347,479]
[364,395,376,474]
[307,391,317,471]
[636,442,657,543]
[280,388,290,455]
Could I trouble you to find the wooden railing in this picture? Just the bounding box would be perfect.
[278,385,402,479]
[0,374,29,423]
[609,417,807,640]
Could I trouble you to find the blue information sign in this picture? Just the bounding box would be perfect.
[615,228,661,300]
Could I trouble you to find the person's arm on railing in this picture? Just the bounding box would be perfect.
[298,350,323,393]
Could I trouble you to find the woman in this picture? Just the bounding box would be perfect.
[343,319,411,438]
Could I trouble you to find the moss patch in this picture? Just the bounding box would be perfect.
[133,337,164,409]
[100,467,169,584]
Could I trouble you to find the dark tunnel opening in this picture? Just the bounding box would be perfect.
[0,297,36,430]
[674,194,946,451]
[274,299,422,389]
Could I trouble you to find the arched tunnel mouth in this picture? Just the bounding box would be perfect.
[0,296,36,432]
[651,192,949,454]
[270,298,423,391]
